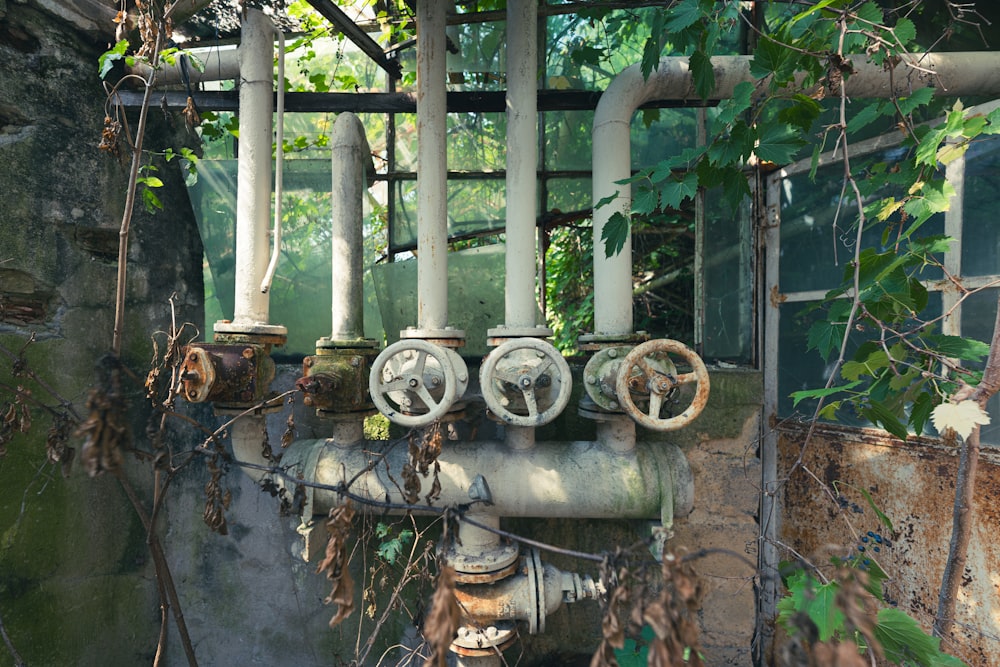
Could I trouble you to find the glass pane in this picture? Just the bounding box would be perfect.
[779,148,945,292]
[390,178,507,251]
[545,177,591,214]
[186,159,386,356]
[543,110,593,171]
[778,294,942,423]
[961,135,1000,277]
[449,112,507,171]
[961,287,1000,446]
[704,190,753,362]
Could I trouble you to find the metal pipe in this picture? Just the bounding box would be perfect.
[328,113,373,340]
[504,1,538,328]
[591,52,1000,336]
[260,26,286,295]
[416,0,449,331]
[232,9,274,327]
[280,438,693,527]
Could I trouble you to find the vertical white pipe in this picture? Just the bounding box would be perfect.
[505,2,538,328]
[233,9,274,326]
[416,1,449,331]
[330,113,371,340]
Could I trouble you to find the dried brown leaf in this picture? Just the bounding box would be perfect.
[317,502,357,628]
[422,564,460,667]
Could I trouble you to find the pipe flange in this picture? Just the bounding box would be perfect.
[399,327,467,348]
[577,331,649,352]
[451,621,518,656]
[582,346,632,412]
[447,542,521,584]
[486,325,553,345]
[315,337,379,350]
[214,321,289,345]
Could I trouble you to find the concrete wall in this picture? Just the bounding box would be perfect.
[0,2,203,665]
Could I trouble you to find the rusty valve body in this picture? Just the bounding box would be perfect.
[296,349,376,414]
[180,344,276,406]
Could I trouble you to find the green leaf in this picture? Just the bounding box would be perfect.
[858,487,894,532]
[140,176,164,188]
[875,608,942,666]
[750,37,792,80]
[664,0,704,33]
[141,187,163,213]
[99,39,129,79]
[659,172,699,209]
[708,122,753,165]
[632,186,660,216]
[790,381,862,408]
[983,107,1000,135]
[755,124,806,164]
[713,81,754,129]
[892,17,917,46]
[910,392,935,436]
[778,94,822,133]
[863,400,909,441]
[690,49,715,101]
[601,212,629,258]
[778,571,845,642]
[806,318,845,360]
[924,335,991,362]
[594,191,621,210]
[898,87,934,115]
[848,101,889,134]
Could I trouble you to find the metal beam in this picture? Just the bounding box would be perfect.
[305,0,402,80]
[121,89,711,113]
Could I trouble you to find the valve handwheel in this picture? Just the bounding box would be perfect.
[480,338,572,427]
[369,339,459,427]
[614,339,710,431]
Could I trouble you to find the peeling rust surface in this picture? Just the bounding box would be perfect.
[777,422,1000,666]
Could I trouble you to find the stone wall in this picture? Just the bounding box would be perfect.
[0,2,203,665]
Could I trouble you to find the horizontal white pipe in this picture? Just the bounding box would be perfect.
[279,438,694,526]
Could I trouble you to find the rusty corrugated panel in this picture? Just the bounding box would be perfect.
[777,422,1000,666]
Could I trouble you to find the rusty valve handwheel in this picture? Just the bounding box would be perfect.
[480,338,572,427]
[614,339,710,431]
[369,339,459,427]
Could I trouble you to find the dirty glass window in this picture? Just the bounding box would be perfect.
[772,118,1000,446]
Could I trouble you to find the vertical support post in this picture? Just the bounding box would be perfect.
[233,9,274,327]
[416,1,449,331]
[505,1,539,329]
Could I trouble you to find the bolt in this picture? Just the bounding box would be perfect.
[607,348,618,358]
[408,378,419,388]
[457,627,470,639]
[242,347,254,359]
[188,352,199,362]
[350,357,361,367]
[187,390,197,400]
[485,626,499,641]
[609,401,619,410]
[303,357,313,368]
[586,375,596,385]
[520,376,532,388]
[303,396,313,406]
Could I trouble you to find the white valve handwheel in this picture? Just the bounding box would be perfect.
[369,339,459,427]
[480,338,572,427]
[614,339,710,431]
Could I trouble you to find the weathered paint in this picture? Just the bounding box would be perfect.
[777,422,1000,666]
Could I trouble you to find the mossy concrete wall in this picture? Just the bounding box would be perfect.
[0,2,203,665]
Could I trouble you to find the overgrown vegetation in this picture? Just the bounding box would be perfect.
[2,0,1000,666]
